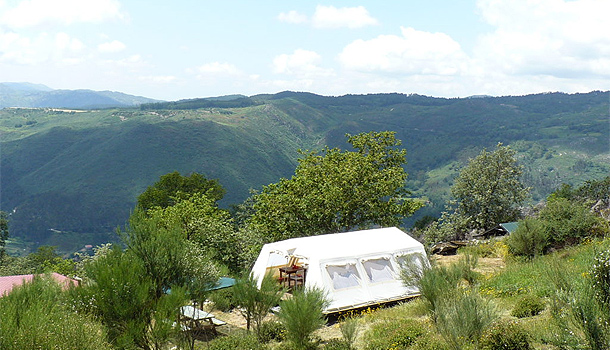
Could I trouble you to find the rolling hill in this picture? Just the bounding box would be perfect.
[0,90,608,253]
[0,82,159,109]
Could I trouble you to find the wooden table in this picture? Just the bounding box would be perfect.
[279,266,306,289]
[180,305,226,334]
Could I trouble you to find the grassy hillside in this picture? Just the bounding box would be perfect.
[1,91,608,253]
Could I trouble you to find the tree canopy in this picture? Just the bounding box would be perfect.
[248,131,422,240]
[451,143,529,232]
[137,171,226,212]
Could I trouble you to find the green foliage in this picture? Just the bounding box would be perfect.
[71,246,189,349]
[137,171,225,212]
[401,254,478,320]
[548,251,610,350]
[591,248,610,307]
[450,143,529,235]
[339,317,359,349]
[206,332,266,350]
[511,295,546,318]
[363,318,426,350]
[479,321,532,350]
[323,339,351,350]
[3,92,609,249]
[249,131,422,240]
[209,287,235,312]
[435,291,498,349]
[506,218,549,258]
[120,208,219,300]
[0,275,112,350]
[279,287,330,350]
[148,192,247,273]
[258,320,287,343]
[540,197,608,246]
[233,272,285,335]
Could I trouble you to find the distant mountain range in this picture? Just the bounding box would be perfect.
[0,82,160,109]
[1,87,608,254]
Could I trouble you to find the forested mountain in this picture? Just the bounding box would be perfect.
[0,90,608,253]
[0,82,159,109]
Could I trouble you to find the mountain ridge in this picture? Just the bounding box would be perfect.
[1,89,608,254]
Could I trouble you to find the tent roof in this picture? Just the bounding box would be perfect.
[0,273,77,297]
[500,222,519,234]
[263,227,422,261]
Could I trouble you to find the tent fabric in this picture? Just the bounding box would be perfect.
[251,227,428,313]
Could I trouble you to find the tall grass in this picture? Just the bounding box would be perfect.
[0,275,112,350]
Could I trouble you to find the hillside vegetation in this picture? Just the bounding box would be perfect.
[0,91,608,252]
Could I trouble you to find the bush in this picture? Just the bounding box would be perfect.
[480,321,532,350]
[209,288,235,312]
[324,339,351,350]
[436,291,498,349]
[511,295,545,318]
[207,332,265,350]
[258,320,286,343]
[591,248,610,307]
[0,276,113,350]
[363,318,425,350]
[339,317,359,349]
[279,287,330,350]
[506,218,549,258]
[541,198,608,245]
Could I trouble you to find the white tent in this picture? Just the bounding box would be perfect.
[251,227,428,313]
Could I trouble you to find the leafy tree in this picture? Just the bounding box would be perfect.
[148,192,248,272]
[137,171,226,212]
[248,131,422,240]
[119,209,219,300]
[450,143,529,235]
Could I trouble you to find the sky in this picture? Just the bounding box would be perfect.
[0,0,608,101]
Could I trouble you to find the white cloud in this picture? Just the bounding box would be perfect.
[98,40,126,53]
[339,27,469,76]
[194,62,240,75]
[0,0,124,28]
[273,49,334,77]
[475,0,610,78]
[277,10,308,24]
[312,5,378,29]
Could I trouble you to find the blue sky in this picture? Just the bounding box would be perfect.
[0,0,608,100]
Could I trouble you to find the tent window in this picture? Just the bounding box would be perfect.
[396,253,426,271]
[363,258,394,283]
[267,252,287,267]
[326,265,360,290]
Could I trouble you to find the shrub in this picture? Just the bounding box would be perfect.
[436,290,498,349]
[209,288,235,312]
[339,317,359,349]
[541,198,608,245]
[207,332,265,350]
[511,295,545,318]
[258,320,286,343]
[480,321,532,350]
[278,287,330,350]
[363,318,425,350]
[591,248,610,307]
[506,218,549,258]
[0,275,113,350]
[324,339,351,350]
